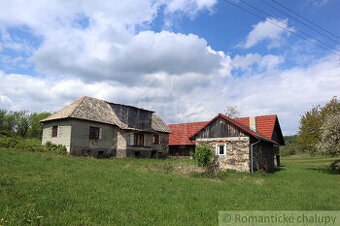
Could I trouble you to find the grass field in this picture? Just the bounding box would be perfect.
[0,149,339,225]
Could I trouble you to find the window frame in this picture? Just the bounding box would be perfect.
[89,126,100,140]
[216,143,227,156]
[135,133,145,147]
[153,134,160,144]
[52,126,58,138]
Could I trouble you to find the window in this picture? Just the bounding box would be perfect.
[129,133,145,146]
[135,134,144,146]
[89,126,100,140]
[216,144,226,156]
[52,126,58,137]
[153,134,159,144]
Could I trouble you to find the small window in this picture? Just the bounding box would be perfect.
[216,144,226,156]
[89,126,100,140]
[153,134,159,144]
[52,126,58,137]
[135,134,144,146]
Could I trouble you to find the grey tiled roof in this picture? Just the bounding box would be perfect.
[41,96,170,133]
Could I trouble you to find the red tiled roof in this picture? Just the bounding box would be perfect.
[168,121,207,145]
[234,115,277,141]
[169,114,279,145]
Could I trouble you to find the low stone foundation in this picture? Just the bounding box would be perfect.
[196,137,250,172]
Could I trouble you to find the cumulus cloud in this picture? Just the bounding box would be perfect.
[232,53,284,72]
[1,54,339,135]
[241,18,293,49]
[0,1,338,136]
[32,30,230,84]
[0,0,225,89]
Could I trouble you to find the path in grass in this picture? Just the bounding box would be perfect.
[0,150,339,225]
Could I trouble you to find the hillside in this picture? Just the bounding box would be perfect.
[0,149,339,225]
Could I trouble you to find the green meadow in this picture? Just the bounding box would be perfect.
[0,148,339,225]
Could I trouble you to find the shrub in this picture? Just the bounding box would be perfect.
[0,130,14,137]
[192,144,214,167]
[0,137,23,148]
[329,160,340,174]
[45,142,67,155]
[26,145,46,153]
[45,141,53,149]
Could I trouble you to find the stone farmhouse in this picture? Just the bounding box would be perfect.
[41,96,171,158]
[169,114,284,172]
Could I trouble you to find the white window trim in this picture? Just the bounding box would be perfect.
[216,143,227,156]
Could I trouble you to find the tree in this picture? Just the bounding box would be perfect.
[28,112,51,138]
[318,114,340,157]
[0,109,7,131]
[297,96,340,154]
[13,111,31,137]
[2,111,16,133]
[224,105,240,118]
[320,96,340,121]
[297,106,322,154]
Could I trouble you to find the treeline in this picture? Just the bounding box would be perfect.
[297,96,339,157]
[0,110,51,138]
[282,97,340,157]
[280,135,298,156]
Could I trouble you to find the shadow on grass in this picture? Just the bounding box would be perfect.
[306,166,340,175]
[266,166,286,174]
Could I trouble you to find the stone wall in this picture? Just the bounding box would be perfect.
[196,137,250,172]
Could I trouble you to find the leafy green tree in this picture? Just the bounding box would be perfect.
[28,112,51,138]
[297,106,321,154]
[13,111,31,137]
[297,96,340,154]
[320,97,340,121]
[2,111,16,133]
[0,109,7,131]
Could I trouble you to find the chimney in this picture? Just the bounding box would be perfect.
[249,116,257,132]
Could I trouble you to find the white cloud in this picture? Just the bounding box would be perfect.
[166,0,217,15]
[0,1,338,137]
[224,54,340,135]
[232,53,262,71]
[0,0,224,89]
[0,54,339,135]
[32,30,230,84]
[232,53,284,72]
[241,18,293,49]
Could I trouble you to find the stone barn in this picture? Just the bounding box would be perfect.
[41,96,171,158]
[169,114,284,172]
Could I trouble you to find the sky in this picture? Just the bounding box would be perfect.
[0,0,339,135]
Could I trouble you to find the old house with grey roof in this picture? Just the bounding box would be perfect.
[41,96,171,158]
[169,114,284,172]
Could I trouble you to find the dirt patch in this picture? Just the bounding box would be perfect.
[173,163,204,176]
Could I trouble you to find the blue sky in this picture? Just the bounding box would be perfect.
[0,0,339,135]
